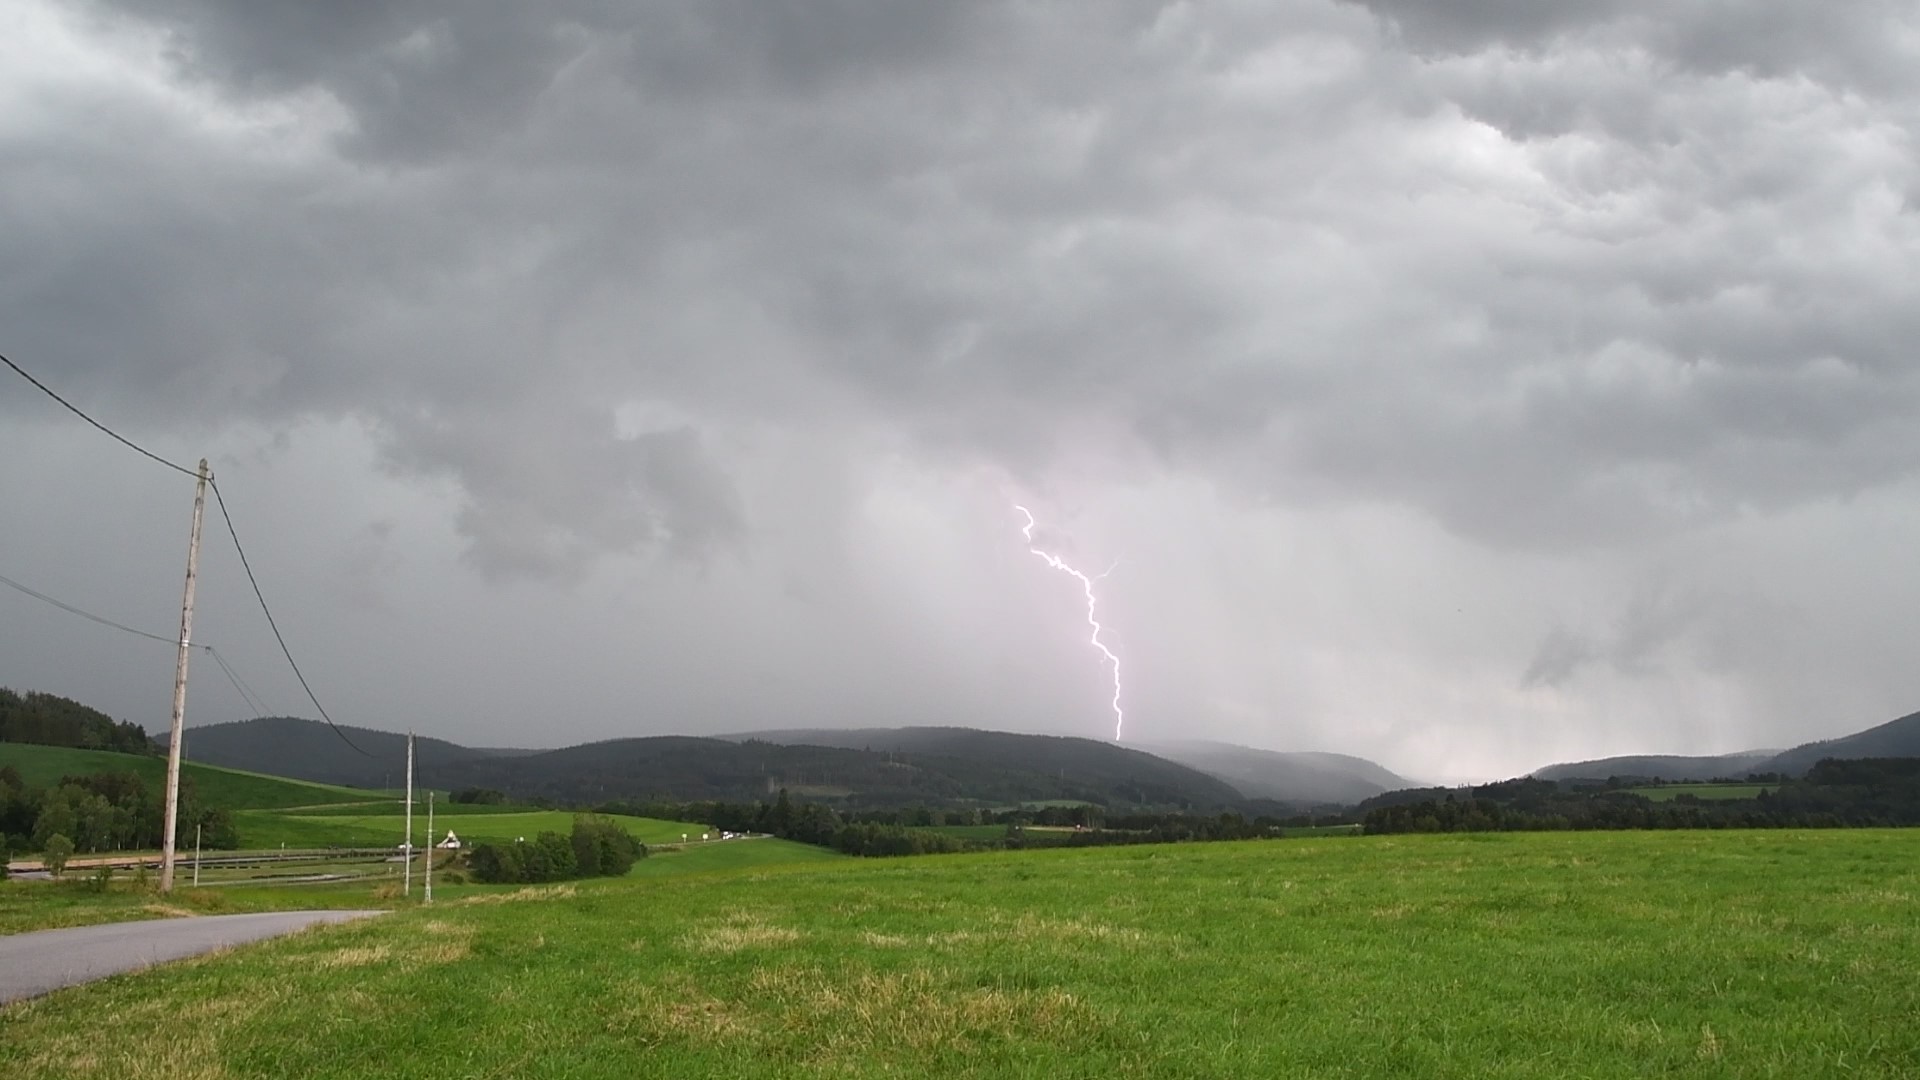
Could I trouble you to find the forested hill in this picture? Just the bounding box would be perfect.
[0,688,152,755]
[179,716,522,790]
[176,719,1246,810]
[1531,752,1780,784]
[729,727,1247,807]
[1763,710,1920,776]
[1532,708,1920,782]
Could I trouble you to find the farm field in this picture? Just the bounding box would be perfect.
[0,839,841,936]
[0,743,377,810]
[1626,783,1776,801]
[229,807,712,850]
[4,830,1917,1078]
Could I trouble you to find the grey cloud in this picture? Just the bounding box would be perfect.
[385,403,746,579]
[1342,0,1630,53]
[18,0,1918,569]
[1521,624,1596,688]
[1345,0,1920,95]
[1521,583,1705,687]
[7,1,1920,769]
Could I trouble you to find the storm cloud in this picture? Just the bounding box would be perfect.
[2,0,1916,781]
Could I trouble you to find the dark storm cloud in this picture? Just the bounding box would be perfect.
[1345,0,1920,94]
[12,0,1913,571]
[6,0,1920,770]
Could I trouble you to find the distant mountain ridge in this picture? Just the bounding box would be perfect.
[1532,708,1920,782]
[728,727,1414,808]
[179,716,515,789]
[727,726,1238,802]
[1531,752,1781,784]
[182,720,1246,810]
[1137,741,1416,807]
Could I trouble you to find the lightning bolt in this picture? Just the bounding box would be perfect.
[1015,505,1125,742]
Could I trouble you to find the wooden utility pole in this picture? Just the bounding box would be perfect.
[159,458,209,894]
[403,732,415,897]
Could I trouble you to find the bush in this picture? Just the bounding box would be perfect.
[469,822,644,885]
[42,832,73,877]
[526,831,576,883]
[572,816,644,878]
[467,842,523,885]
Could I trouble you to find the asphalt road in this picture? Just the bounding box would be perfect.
[0,910,386,1006]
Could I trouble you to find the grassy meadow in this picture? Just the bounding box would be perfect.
[0,743,713,859]
[0,838,840,935]
[4,830,1918,1078]
[230,807,713,850]
[0,742,376,810]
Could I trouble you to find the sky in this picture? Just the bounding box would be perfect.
[3,1,1918,784]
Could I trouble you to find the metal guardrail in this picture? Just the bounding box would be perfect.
[5,848,397,874]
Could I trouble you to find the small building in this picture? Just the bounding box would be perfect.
[437,830,462,850]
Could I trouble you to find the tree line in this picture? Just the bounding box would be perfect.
[1363,758,1920,834]
[465,816,646,884]
[0,764,237,865]
[0,688,153,756]
[591,791,1301,858]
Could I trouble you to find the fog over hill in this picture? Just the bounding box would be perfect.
[1140,741,1416,807]
[1532,709,1920,782]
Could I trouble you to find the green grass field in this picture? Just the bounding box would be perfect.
[921,824,1008,841]
[0,743,379,810]
[1626,783,1776,801]
[4,830,1916,1078]
[0,839,841,935]
[230,808,714,850]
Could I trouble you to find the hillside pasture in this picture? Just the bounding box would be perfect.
[3,830,1915,1078]
[0,743,380,810]
[230,808,714,851]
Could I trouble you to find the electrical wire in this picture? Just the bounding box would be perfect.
[208,645,270,716]
[1,352,198,478]
[208,478,371,756]
[205,645,269,718]
[2,350,372,756]
[0,570,180,646]
[0,567,267,719]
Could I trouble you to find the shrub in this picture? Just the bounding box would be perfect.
[468,842,522,885]
[572,816,644,878]
[42,832,74,878]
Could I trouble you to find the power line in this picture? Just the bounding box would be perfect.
[205,644,269,717]
[209,478,371,757]
[1,352,198,478]
[0,567,270,719]
[2,350,372,757]
[0,570,179,646]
